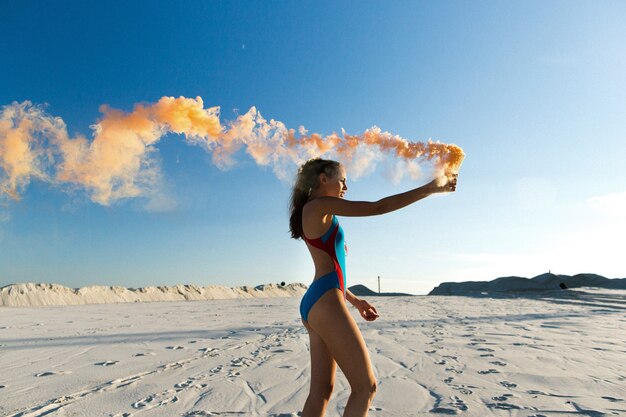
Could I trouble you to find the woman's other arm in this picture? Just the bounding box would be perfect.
[346,289,361,305]
[346,289,379,321]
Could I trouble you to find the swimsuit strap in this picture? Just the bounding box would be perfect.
[303,215,338,250]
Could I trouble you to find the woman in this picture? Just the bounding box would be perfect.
[289,158,457,417]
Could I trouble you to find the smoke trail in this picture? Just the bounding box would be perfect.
[0,97,464,205]
[0,101,66,200]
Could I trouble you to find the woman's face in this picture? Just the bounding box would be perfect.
[324,166,348,198]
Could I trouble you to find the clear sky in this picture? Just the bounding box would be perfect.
[1,1,625,294]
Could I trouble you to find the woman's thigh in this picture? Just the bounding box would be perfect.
[303,319,337,394]
[306,289,376,390]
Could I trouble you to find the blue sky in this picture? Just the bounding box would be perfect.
[1,1,625,294]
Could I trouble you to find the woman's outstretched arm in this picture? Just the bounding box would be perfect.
[307,174,457,217]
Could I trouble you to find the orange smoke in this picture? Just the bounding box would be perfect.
[0,97,464,205]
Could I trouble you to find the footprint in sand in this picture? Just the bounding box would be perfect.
[499,381,518,388]
[489,360,507,366]
[478,369,500,374]
[487,401,522,410]
[492,394,513,401]
[451,396,468,411]
[0,384,5,388]
[132,393,179,409]
[198,347,218,354]
[113,375,142,388]
[272,348,292,353]
[95,360,119,366]
[435,359,447,365]
[210,365,223,374]
[602,396,624,402]
[35,371,72,377]
[480,353,494,357]
[174,379,194,389]
[165,346,185,350]
[424,349,437,354]
[452,386,473,395]
[526,389,579,399]
[159,395,179,406]
[477,347,495,352]
[133,352,155,357]
[227,370,241,378]
[230,357,253,367]
[443,377,454,384]
[445,367,463,374]
[430,407,457,414]
[430,391,457,415]
[133,394,156,409]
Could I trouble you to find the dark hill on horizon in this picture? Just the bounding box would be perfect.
[428,273,626,296]
[348,284,413,297]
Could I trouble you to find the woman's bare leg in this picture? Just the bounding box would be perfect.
[306,289,377,417]
[301,320,337,417]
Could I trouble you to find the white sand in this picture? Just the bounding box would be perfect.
[1,287,625,416]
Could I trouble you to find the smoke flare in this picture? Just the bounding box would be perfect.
[0,97,464,205]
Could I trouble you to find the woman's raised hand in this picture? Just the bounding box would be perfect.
[428,173,458,193]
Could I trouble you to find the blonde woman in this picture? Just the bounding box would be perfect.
[289,158,457,417]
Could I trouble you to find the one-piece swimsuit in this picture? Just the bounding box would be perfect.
[299,214,346,322]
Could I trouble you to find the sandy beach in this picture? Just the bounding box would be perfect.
[1,287,625,417]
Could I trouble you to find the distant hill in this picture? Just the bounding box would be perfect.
[428,273,626,296]
[348,284,412,297]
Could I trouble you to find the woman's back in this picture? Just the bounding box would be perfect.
[302,206,347,281]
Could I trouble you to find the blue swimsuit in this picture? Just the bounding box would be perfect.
[300,215,347,322]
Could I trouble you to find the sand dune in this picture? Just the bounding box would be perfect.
[0,282,307,307]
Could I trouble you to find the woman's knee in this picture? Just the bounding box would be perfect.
[351,377,377,398]
[311,382,334,401]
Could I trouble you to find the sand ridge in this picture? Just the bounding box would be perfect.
[0,282,308,307]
